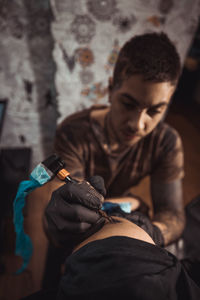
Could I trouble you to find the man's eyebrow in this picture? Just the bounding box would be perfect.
[121,93,168,109]
[150,102,168,109]
[121,93,140,107]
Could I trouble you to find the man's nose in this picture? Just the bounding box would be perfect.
[127,110,146,132]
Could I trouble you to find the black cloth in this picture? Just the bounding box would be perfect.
[57,236,200,300]
[183,195,200,257]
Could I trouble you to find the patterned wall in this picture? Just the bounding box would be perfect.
[50,0,200,122]
[0,0,58,166]
[0,0,199,167]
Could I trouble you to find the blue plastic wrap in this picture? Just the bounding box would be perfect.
[102,201,132,213]
[13,164,51,273]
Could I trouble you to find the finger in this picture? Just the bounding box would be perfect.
[59,202,102,223]
[87,175,106,197]
[54,217,92,233]
[69,181,104,209]
[47,197,101,223]
[47,215,92,235]
[55,181,103,209]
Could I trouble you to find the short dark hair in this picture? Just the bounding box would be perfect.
[112,32,181,88]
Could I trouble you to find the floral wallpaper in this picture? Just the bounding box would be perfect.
[0,0,199,167]
[50,0,200,123]
[0,0,57,166]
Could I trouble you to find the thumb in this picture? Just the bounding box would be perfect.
[88,175,106,197]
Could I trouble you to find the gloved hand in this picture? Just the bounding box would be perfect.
[127,211,164,246]
[44,176,106,248]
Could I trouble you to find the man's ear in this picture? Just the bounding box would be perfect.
[108,77,113,103]
[108,77,113,90]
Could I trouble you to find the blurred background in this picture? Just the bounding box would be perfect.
[0,0,200,299]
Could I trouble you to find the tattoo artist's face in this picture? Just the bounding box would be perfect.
[108,75,175,146]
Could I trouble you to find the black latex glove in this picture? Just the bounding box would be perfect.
[45,176,106,248]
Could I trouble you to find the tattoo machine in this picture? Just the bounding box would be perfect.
[13,153,77,273]
[13,153,131,273]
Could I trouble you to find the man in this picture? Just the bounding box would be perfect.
[44,32,185,251]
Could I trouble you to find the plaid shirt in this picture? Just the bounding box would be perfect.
[54,105,184,199]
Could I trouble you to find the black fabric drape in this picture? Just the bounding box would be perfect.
[57,236,200,300]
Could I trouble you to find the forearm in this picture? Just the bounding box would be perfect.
[152,210,185,246]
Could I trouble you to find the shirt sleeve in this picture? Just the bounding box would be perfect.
[151,125,184,183]
[53,123,85,181]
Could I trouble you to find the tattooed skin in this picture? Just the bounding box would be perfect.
[151,179,185,246]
